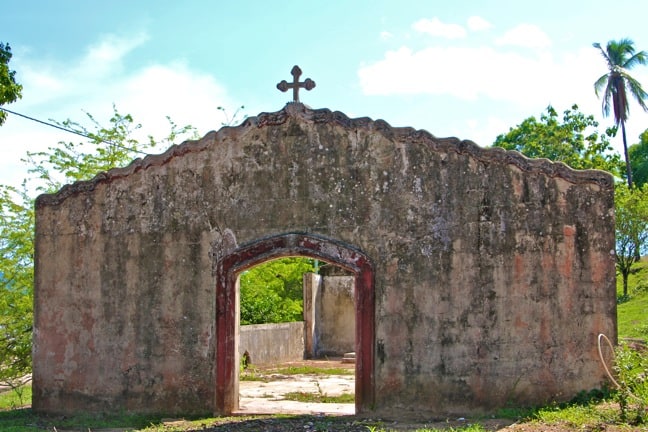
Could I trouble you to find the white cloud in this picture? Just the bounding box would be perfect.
[113,62,229,141]
[357,35,648,151]
[412,18,466,39]
[14,33,150,108]
[77,32,149,78]
[0,33,233,188]
[358,44,601,111]
[467,16,492,32]
[495,24,551,48]
[380,31,394,41]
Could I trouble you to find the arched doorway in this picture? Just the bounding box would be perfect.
[215,232,374,415]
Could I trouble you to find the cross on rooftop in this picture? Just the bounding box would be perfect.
[276,65,316,103]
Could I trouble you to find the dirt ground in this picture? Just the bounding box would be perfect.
[5,361,634,431]
[204,359,515,431]
[189,359,629,432]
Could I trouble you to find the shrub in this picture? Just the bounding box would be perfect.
[614,342,648,424]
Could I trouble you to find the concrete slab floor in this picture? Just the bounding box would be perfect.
[236,361,355,415]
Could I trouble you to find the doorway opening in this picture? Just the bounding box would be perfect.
[237,257,356,414]
[215,233,374,415]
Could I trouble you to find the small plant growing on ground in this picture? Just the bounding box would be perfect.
[614,342,648,424]
[0,383,31,410]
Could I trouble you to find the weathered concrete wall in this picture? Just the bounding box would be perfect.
[33,103,616,417]
[239,322,304,366]
[317,276,355,356]
[303,273,356,358]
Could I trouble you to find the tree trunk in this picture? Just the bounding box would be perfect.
[621,122,641,261]
[622,121,634,189]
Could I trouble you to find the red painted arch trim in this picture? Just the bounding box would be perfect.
[215,232,375,414]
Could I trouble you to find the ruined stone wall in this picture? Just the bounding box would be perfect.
[34,103,616,417]
[239,322,304,366]
[316,276,355,356]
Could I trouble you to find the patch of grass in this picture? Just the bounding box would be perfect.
[437,426,487,432]
[0,385,32,410]
[369,426,487,432]
[140,415,399,432]
[240,373,268,381]
[273,365,354,375]
[240,366,269,382]
[137,415,264,431]
[530,402,619,429]
[618,292,648,340]
[240,364,354,380]
[617,259,648,341]
[282,391,354,403]
[46,412,167,430]
[0,407,169,431]
[0,408,41,431]
[492,405,537,420]
[0,387,172,431]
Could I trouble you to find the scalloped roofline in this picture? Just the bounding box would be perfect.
[36,103,614,208]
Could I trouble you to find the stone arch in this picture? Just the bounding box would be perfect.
[215,232,375,414]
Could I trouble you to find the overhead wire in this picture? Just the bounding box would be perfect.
[0,106,150,155]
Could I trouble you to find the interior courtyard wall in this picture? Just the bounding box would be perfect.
[316,275,355,356]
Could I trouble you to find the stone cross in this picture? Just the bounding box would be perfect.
[276,65,316,103]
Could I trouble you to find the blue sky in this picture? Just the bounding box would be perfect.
[1,0,648,188]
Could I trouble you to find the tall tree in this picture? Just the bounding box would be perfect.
[629,128,648,188]
[614,183,648,297]
[0,185,33,387]
[593,38,648,188]
[493,104,622,174]
[0,42,23,126]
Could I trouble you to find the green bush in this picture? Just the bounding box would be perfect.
[239,257,315,325]
[614,342,648,424]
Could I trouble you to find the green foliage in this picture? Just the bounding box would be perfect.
[217,104,246,126]
[23,105,199,192]
[0,185,33,385]
[0,42,23,126]
[613,342,648,424]
[629,128,648,187]
[0,107,198,386]
[239,257,315,325]
[614,184,648,296]
[282,390,354,404]
[492,104,621,175]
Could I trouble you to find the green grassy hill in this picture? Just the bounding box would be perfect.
[617,258,648,341]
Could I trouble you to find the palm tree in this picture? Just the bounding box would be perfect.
[593,38,648,188]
